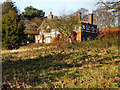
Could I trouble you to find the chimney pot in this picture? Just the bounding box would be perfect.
[49,12,53,20]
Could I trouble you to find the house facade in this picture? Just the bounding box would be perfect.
[73,22,98,42]
[35,29,60,43]
[71,12,99,42]
[35,12,99,43]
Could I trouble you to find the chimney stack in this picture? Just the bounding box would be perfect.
[49,12,53,20]
[77,12,81,22]
[89,14,93,24]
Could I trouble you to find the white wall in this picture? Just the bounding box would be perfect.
[38,29,60,43]
[45,37,51,43]
[36,37,42,43]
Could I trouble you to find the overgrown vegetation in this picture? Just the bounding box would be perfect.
[2,37,120,88]
[97,28,120,39]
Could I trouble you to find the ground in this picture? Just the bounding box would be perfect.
[2,38,120,88]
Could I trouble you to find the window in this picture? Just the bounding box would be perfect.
[92,27,95,33]
[46,37,51,43]
[86,25,90,32]
[94,29,96,33]
[83,25,85,29]
[75,26,81,32]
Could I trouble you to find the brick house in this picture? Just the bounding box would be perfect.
[35,29,60,43]
[72,12,99,42]
[35,12,61,43]
[35,12,99,43]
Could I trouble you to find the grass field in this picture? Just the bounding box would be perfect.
[2,37,120,88]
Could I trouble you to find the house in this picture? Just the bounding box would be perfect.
[35,12,61,43]
[35,12,99,43]
[24,16,47,44]
[35,29,60,43]
[72,12,99,42]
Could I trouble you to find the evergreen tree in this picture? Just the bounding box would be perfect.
[2,1,25,49]
[2,1,17,15]
[21,6,45,20]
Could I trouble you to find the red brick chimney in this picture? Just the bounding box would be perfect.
[77,12,81,22]
[89,14,93,24]
[49,12,53,20]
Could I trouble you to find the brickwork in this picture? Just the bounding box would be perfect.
[51,37,58,43]
[77,12,81,22]
[35,12,98,44]
[35,35,44,43]
[76,32,81,42]
[59,34,62,39]
[89,14,93,24]
[49,12,53,20]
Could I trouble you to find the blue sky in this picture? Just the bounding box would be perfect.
[0,0,99,16]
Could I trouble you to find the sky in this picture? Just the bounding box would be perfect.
[0,0,100,16]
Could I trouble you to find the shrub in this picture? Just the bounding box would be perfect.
[97,28,120,39]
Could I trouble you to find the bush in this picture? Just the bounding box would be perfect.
[97,28,120,39]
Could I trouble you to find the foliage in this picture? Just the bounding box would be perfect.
[2,1,25,49]
[2,37,120,88]
[97,28,120,39]
[0,4,1,45]
[21,6,45,20]
[21,6,45,43]
[0,3,2,18]
[25,17,42,32]
[23,17,43,43]
[2,1,18,15]
[43,14,78,43]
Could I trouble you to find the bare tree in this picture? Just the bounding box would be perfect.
[93,0,119,30]
[42,14,78,43]
[24,17,42,33]
[77,8,89,21]
[97,0,120,12]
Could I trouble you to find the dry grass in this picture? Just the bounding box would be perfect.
[2,37,120,89]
